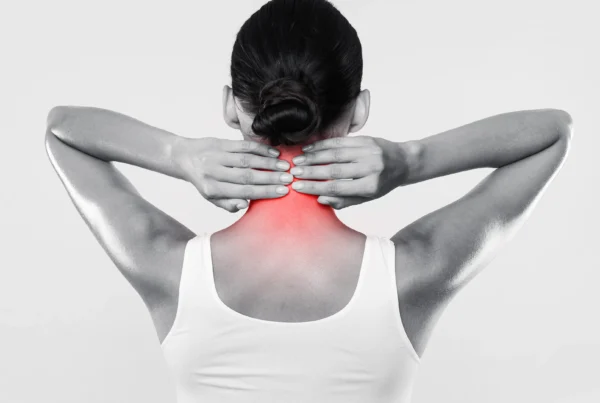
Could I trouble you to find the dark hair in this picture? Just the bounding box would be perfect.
[230,0,363,146]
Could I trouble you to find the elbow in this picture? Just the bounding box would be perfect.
[45,106,70,152]
[46,105,71,134]
[550,109,574,142]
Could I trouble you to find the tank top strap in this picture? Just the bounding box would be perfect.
[372,236,421,362]
[374,235,396,278]
[177,233,205,302]
[183,232,219,306]
[160,233,206,346]
[355,235,394,294]
[339,234,386,316]
[194,232,227,310]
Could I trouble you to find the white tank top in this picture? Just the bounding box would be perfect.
[161,233,420,403]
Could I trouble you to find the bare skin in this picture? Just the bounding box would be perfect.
[211,144,367,325]
[45,92,573,359]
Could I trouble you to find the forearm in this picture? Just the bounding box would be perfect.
[46,106,186,180]
[400,108,572,185]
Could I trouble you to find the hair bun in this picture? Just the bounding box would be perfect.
[251,77,321,146]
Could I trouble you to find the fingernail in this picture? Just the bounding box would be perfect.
[276,186,289,194]
[302,144,314,151]
[293,155,306,164]
[268,148,280,156]
[276,161,290,170]
[290,167,303,175]
[292,182,304,190]
[237,203,247,209]
[280,173,293,183]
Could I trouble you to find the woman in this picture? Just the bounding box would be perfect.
[44,0,573,401]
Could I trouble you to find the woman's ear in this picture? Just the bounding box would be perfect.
[223,85,241,130]
[348,89,371,133]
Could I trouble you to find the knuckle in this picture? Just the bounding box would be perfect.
[244,140,259,152]
[327,181,341,195]
[241,141,252,151]
[239,154,250,168]
[241,169,254,184]
[332,148,343,162]
[242,185,254,199]
[333,136,344,146]
[330,164,343,179]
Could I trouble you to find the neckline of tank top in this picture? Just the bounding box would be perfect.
[203,232,372,327]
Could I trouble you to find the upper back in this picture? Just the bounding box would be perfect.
[209,226,367,323]
[160,232,420,403]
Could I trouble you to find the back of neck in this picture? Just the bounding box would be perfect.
[229,145,347,244]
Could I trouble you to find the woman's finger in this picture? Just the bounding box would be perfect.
[218,152,290,171]
[293,146,380,166]
[209,165,293,185]
[291,176,377,197]
[217,139,280,158]
[318,196,369,210]
[209,198,249,213]
[201,180,290,200]
[290,161,382,180]
[302,136,374,152]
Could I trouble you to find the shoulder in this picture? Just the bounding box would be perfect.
[389,233,433,297]
[131,231,195,310]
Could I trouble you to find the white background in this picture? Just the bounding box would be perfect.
[1,0,598,402]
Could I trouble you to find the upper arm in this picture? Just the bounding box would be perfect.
[44,128,195,308]
[391,112,573,356]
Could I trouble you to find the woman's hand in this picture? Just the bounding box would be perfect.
[289,136,413,209]
[173,137,292,212]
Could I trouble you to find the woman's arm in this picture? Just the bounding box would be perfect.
[45,144,192,345]
[392,108,573,291]
[45,106,290,325]
[45,106,195,317]
[292,108,573,356]
[390,109,573,355]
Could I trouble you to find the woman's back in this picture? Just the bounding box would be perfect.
[210,226,366,323]
[161,232,420,403]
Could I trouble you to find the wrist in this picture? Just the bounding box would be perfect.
[395,140,423,186]
[169,135,191,181]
